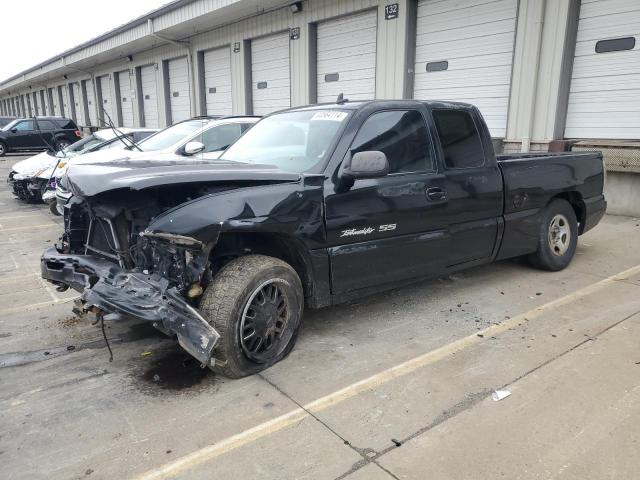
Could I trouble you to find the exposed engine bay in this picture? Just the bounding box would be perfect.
[58,183,235,289]
[44,181,250,365]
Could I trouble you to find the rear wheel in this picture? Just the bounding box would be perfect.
[0,142,7,156]
[199,255,304,378]
[528,199,578,271]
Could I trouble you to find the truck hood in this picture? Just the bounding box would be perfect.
[61,147,135,166]
[65,159,302,198]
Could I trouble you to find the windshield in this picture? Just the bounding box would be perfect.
[2,119,20,131]
[138,120,208,151]
[220,110,349,172]
[61,135,104,155]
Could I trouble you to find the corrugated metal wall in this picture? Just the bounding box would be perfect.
[0,0,636,145]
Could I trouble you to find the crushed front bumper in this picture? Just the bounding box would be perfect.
[41,247,220,365]
[10,175,46,201]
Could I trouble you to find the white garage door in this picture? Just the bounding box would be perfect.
[251,32,290,115]
[48,88,59,116]
[168,57,191,124]
[140,65,159,128]
[32,92,39,116]
[83,80,98,127]
[40,90,47,115]
[98,75,114,125]
[317,10,377,103]
[413,0,518,138]
[71,83,85,126]
[565,0,640,139]
[60,86,70,117]
[117,70,134,127]
[203,47,232,116]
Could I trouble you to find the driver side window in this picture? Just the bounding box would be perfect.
[14,120,34,131]
[199,124,243,152]
[351,110,434,174]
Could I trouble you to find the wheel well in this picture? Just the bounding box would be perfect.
[210,232,314,302]
[551,191,586,234]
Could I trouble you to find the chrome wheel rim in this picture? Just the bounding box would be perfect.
[0,144,5,154]
[240,279,290,363]
[548,214,571,256]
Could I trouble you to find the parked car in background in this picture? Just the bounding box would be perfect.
[8,128,158,204]
[0,116,17,128]
[41,100,606,378]
[52,115,259,214]
[0,117,81,156]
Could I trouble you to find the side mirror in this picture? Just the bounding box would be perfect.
[183,141,204,156]
[10,128,17,133]
[342,151,389,180]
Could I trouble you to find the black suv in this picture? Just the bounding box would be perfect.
[0,117,81,156]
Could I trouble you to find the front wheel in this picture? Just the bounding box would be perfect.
[0,142,7,157]
[199,255,304,378]
[49,199,61,216]
[528,199,578,271]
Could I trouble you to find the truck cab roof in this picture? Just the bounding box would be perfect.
[274,99,476,114]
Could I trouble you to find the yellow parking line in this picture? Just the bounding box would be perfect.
[0,272,39,282]
[0,224,58,232]
[0,213,50,221]
[132,263,640,480]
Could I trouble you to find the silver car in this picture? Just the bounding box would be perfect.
[54,116,259,215]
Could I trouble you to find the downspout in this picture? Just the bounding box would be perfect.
[521,0,546,152]
[148,18,197,118]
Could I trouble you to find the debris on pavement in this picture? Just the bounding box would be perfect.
[492,389,511,401]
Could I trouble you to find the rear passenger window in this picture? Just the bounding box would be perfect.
[433,110,484,169]
[351,110,433,174]
[37,120,57,130]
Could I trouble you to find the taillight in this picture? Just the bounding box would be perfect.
[74,130,82,138]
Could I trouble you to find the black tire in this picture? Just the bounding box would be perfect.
[40,182,49,204]
[199,255,304,378]
[49,199,61,216]
[0,141,7,157]
[528,199,578,271]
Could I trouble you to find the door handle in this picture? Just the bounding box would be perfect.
[426,187,447,202]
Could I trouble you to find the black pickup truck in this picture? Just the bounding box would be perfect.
[41,100,606,378]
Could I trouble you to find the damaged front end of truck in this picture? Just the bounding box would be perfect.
[42,228,221,364]
[41,160,307,366]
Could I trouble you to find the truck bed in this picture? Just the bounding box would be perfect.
[494,150,606,260]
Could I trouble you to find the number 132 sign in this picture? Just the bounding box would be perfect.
[385,3,399,20]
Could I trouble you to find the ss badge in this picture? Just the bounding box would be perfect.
[378,224,397,232]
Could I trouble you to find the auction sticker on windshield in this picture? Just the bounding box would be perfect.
[312,111,348,121]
